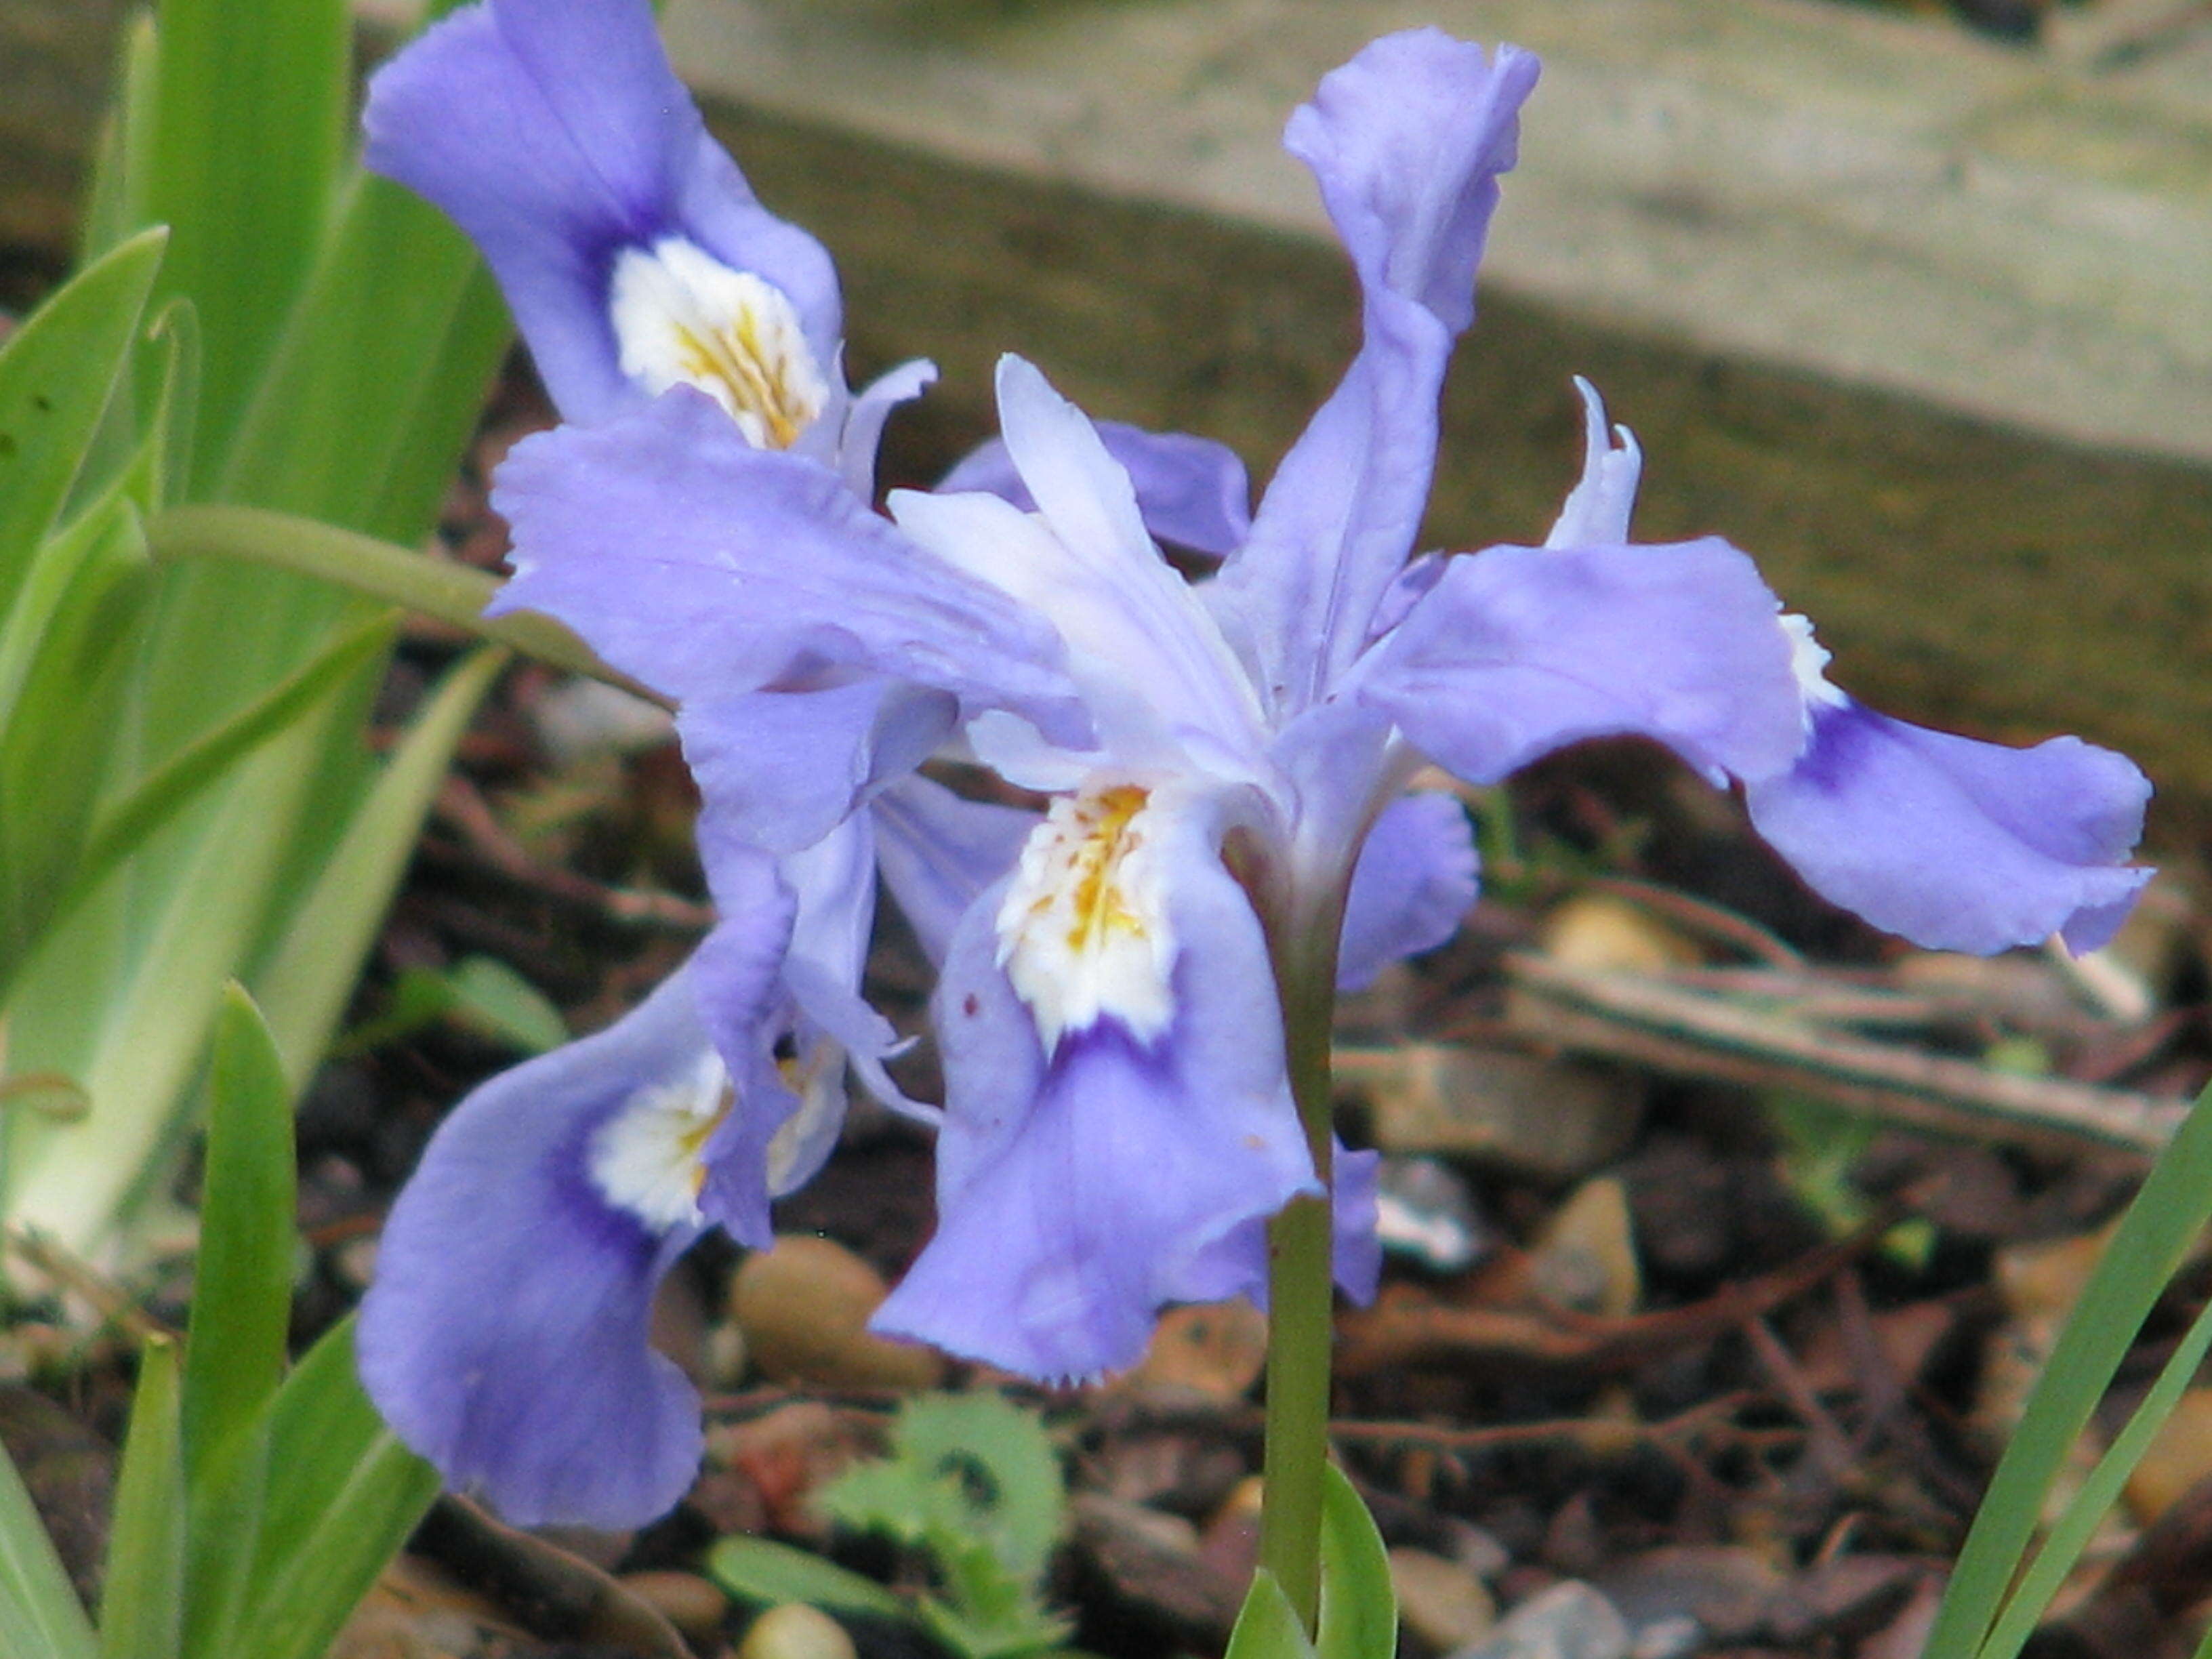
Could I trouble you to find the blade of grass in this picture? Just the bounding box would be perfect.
[60,615,398,936]
[224,1319,440,1659]
[0,228,165,614]
[251,645,508,1084]
[144,0,348,482]
[1977,1284,2212,1659]
[180,986,297,1483]
[0,1438,98,1659]
[98,1336,185,1659]
[1923,1081,2212,1659]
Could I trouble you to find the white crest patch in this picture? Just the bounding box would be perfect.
[608,237,829,449]
[996,782,1176,1052]
[590,1048,731,1231]
[1781,613,1848,720]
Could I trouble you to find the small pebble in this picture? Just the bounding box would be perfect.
[1391,1546,1496,1652]
[618,1570,729,1643]
[1448,1580,1631,1659]
[739,1602,857,1659]
[731,1235,943,1389]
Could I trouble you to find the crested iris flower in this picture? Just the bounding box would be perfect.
[356,13,2152,1530]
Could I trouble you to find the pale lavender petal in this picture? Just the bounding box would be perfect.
[678,680,957,854]
[1544,377,1642,549]
[941,421,1254,556]
[1745,699,2152,954]
[869,775,1038,967]
[1173,1140,1383,1308]
[357,968,714,1528]
[489,390,1086,741]
[838,359,938,501]
[874,850,1315,1380]
[364,0,837,422]
[1337,791,1479,990]
[1212,34,1540,713]
[1355,539,1804,787]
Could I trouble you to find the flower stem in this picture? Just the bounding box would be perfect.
[1257,912,1341,1635]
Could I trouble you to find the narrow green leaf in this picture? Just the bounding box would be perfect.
[78,14,161,267]
[65,615,400,921]
[1925,1081,2212,1659]
[0,228,165,614]
[144,504,658,698]
[224,1319,439,1659]
[705,1537,909,1622]
[1315,1467,1395,1659]
[218,173,508,541]
[176,1421,266,1659]
[99,1336,186,1659]
[1978,1286,2212,1659]
[251,647,508,1084]
[145,0,348,482]
[0,496,152,989]
[1,682,353,1257]
[1225,1570,1317,1659]
[180,986,297,1484]
[441,958,569,1056]
[0,1437,98,1659]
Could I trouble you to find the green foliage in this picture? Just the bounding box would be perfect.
[1924,1078,2212,1659]
[1225,1468,1397,1659]
[0,985,438,1659]
[1,0,511,1265]
[712,1393,1079,1659]
[337,954,571,1060]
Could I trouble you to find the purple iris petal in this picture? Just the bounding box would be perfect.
[1337,791,1479,991]
[869,775,1038,968]
[941,420,1254,557]
[874,848,1317,1380]
[1355,538,1805,787]
[489,389,1086,741]
[678,680,958,855]
[1745,698,2152,955]
[1213,32,1540,713]
[1174,1141,1385,1309]
[364,0,838,423]
[356,967,716,1528]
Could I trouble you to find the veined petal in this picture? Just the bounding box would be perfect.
[874,838,1315,1380]
[895,359,1265,771]
[489,390,1086,740]
[1338,791,1479,991]
[679,680,958,855]
[941,419,1253,556]
[1212,33,1540,714]
[364,0,838,424]
[357,968,718,1528]
[1746,699,2152,955]
[1354,539,1805,787]
[870,775,1038,968]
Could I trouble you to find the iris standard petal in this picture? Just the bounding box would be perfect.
[874,846,1316,1380]
[1337,791,1479,991]
[897,359,1263,771]
[489,390,1085,740]
[1212,33,1540,714]
[356,968,718,1528]
[941,420,1254,557]
[1355,538,1805,787]
[1745,699,2152,955]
